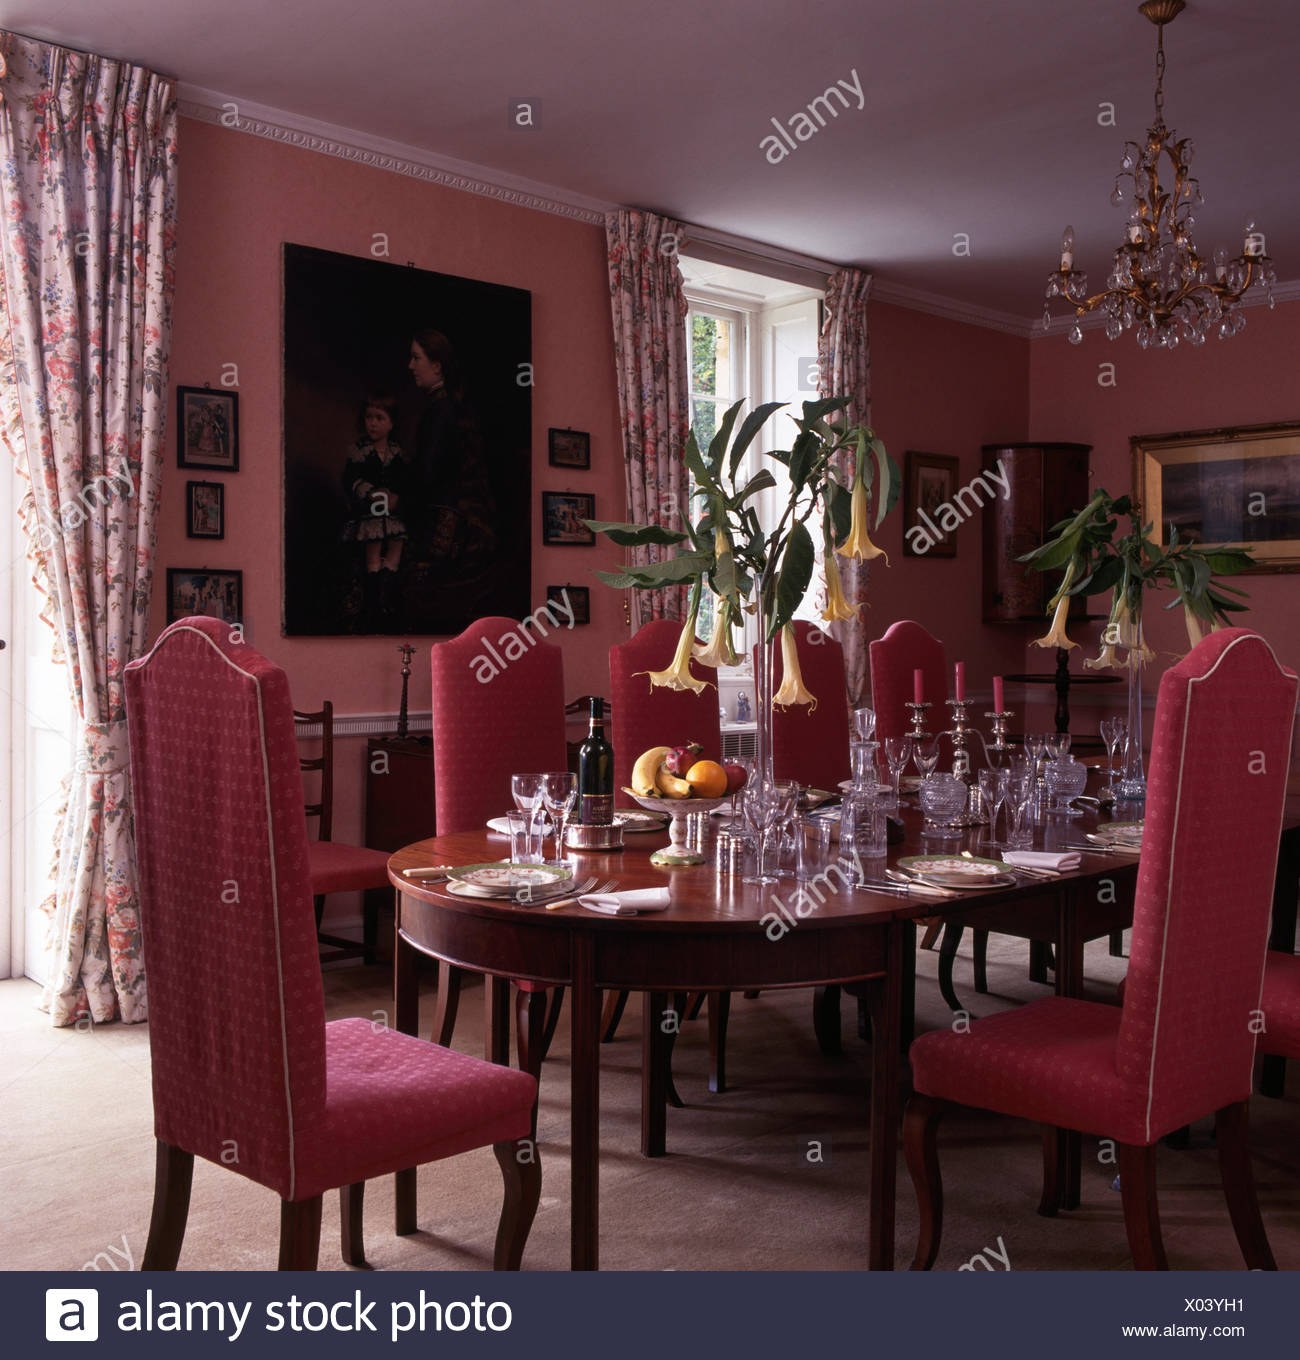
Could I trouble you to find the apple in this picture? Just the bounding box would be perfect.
[722,762,748,794]
[664,741,703,776]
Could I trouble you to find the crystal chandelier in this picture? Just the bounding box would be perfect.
[1045,0,1276,349]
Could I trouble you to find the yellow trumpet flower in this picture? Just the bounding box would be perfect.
[1031,560,1079,651]
[773,626,818,710]
[1183,606,1205,651]
[639,603,712,694]
[693,597,739,669]
[819,552,857,623]
[836,472,889,564]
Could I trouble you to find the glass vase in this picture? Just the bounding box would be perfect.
[752,584,777,790]
[1117,611,1147,801]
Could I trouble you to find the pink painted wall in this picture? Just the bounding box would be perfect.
[1029,300,1300,686]
[159,118,626,866]
[864,300,1032,698]
[160,117,626,711]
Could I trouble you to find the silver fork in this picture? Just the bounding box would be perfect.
[515,874,596,906]
[544,877,618,911]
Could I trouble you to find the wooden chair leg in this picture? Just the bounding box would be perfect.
[492,1138,542,1270]
[394,1168,417,1236]
[938,923,965,1013]
[538,986,565,1059]
[1039,1125,1065,1217]
[1215,1101,1276,1270]
[515,988,548,1138]
[903,1094,944,1270]
[707,991,730,1094]
[340,1183,368,1267]
[972,929,989,994]
[1108,929,1125,958]
[278,1196,323,1270]
[432,961,462,1047]
[141,1140,193,1270]
[1117,1142,1168,1270]
[813,984,842,1056]
[685,991,706,1022]
[919,918,942,952]
[665,990,686,1109]
[1028,939,1049,985]
[600,988,629,1043]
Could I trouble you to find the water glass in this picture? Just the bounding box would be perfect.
[505,810,541,863]
[1003,770,1035,847]
[795,814,833,880]
[1023,731,1046,778]
[1045,755,1088,815]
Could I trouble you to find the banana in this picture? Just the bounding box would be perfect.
[631,746,672,797]
[655,765,693,799]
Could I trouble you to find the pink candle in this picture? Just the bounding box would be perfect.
[954,662,966,702]
[993,675,1005,712]
[913,668,924,705]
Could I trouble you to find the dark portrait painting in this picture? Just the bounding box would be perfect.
[282,244,532,635]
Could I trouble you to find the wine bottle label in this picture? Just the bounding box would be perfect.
[579,793,614,825]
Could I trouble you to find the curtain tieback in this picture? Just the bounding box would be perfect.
[80,720,132,775]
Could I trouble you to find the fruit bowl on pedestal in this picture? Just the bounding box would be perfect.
[623,789,729,867]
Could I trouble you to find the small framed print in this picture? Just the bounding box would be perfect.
[542,490,596,546]
[903,450,960,558]
[546,584,590,624]
[548,427,591,469]
[167,568,243,625]
[176,386,239,471]
[186,481,225,539]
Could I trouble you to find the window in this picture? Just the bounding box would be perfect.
[681,260,823,685]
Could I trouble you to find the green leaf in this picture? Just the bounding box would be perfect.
[873,444,900,527]
[770,521,814,637]
[683,429,714,496]
[1200,549,1254,575]
[706,399,744,476]
[788,429,819,491]
[727,401,787,481]
[799,396,850,426]
[583,519,689,547]
[1024,531,1080,573]
[730,469,778,506]
[1084,555,1125,596]
[825,480,851,543]
[592,552,711,590]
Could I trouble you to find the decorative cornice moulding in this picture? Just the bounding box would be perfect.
[177,85,1300,344]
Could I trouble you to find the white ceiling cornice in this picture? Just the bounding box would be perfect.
[177,83,1300,345]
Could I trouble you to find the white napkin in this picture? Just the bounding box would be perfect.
[579,887,672,916]
[487,813,553,836]
[1003,850,1081,871]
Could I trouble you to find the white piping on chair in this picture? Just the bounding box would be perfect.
[129,625,300,1201]
[1141,633,1298,1143]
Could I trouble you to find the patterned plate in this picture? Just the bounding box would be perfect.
[898,854,1016,889]
[614,808,670,833]
[444,862,572,896]
[1093,820,1144,845]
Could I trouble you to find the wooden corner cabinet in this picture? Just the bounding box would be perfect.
[982,442,1092,622]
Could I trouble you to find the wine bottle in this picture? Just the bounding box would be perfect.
[577,696,614,825]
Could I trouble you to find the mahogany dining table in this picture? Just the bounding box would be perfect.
[388,797,1300,1272]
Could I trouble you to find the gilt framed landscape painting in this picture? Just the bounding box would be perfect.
[281,244,532,635]
[1132,420,1300,573]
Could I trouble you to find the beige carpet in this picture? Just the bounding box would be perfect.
[2,932,1297,1272]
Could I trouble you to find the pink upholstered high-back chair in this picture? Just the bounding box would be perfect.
[127,617,539,1270]
[431,616,567,835]
[903,628,1297,1270]
[610,619,722,793]
[758,620,852,790]
[429,618,568,1099]
[869,619,948,743]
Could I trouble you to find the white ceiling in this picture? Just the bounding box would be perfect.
[7,0,1298,320]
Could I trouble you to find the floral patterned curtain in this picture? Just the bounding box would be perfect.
[818,267,873,706]
[605,209,691,624]
[0,33,177,1025]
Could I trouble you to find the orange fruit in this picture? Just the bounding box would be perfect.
[685,759,728,799]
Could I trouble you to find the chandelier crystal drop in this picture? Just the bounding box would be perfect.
[1044,0,1276,348]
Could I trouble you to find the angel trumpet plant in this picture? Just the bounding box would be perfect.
[1031,559,1080,651]
[772,626,817,710]
[693,594,739,669]
[638,582,711,694]
[837,440,889,564]
[819,549,857,624]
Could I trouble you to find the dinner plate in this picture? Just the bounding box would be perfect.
[445,877,572,902]
[613,808,670,833]
[1092,820,1144,845]
[898,854,1016,889]
[444,862,572,896]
